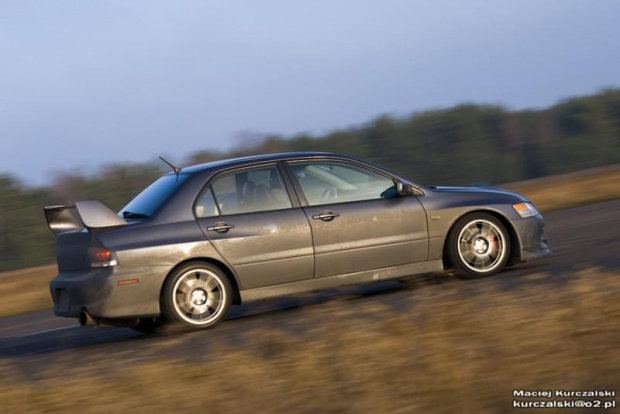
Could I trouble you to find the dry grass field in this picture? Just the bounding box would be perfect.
[0,165,618,318]
[504,164,620,212]
[0,265,56,317]
[1,268,618,413]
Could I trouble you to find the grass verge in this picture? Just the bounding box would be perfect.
[503,164,619,212]
[0,268,618,413]
[0,265,56,317]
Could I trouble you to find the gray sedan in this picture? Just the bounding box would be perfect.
[45,152,549,331]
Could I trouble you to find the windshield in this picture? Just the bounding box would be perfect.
[119,173,190,218]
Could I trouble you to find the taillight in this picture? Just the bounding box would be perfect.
[87,247,118,268]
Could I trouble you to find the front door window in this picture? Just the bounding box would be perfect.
[287,162,395,206]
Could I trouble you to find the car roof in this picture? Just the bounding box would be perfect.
[179,151,345,174]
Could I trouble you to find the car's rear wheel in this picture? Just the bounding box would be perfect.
[446,213,510,278]
[161,262,232,330]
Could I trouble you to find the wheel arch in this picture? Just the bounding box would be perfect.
[442,209,521,268]
[160,257,242,306]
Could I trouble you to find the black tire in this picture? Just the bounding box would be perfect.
[161,261,232,330]
[445,212,511,279]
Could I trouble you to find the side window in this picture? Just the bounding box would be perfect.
[288,162,395,206]
[198,165,292,216]
[195,187,219,218]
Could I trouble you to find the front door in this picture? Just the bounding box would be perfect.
[195,163,314,289]
[285,160,428,278]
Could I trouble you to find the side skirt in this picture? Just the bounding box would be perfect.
[240,260,443,304]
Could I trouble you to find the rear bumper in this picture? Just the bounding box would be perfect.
[510,214,551,262]
[49,265,170,319]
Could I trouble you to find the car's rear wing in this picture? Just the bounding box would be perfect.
[44,200,127,236]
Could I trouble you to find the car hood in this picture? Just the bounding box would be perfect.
[425,186,529,202]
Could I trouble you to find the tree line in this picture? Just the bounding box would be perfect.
[1,89,619,271]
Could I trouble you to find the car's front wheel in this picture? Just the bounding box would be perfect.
[446,213,510,278]
[161,262,232,330]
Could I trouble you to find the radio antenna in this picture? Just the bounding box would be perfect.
[158,156,182,175]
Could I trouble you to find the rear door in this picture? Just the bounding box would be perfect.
[285,160,428,278]
[195,163,314,289]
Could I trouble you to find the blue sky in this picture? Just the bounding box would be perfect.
[1,0,619,184]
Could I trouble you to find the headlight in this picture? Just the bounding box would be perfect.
[513,202,540,218]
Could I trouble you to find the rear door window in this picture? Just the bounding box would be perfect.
[195,165,292,217]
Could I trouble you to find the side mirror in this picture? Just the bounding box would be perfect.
[396,181,414,196]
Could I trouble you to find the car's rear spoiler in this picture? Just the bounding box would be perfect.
[44,200,127,236]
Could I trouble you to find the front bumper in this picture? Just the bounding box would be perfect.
[49,265,170,319]
[510,214,551,262]
[522,245,551,262]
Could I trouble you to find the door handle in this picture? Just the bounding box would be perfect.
[312,211,340,221]
[206,223,235,233]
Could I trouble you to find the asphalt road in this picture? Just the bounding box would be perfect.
[1,199,618,367]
